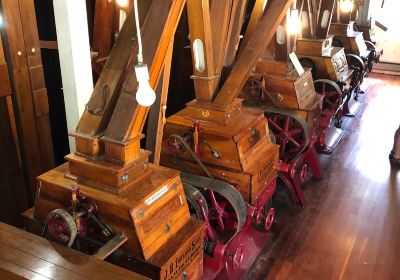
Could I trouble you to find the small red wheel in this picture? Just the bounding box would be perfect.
[166,136,186,155]
[227,244,244,270]
[46,209,77,247]
[299,164,308,183]
[243,79,266,102]
[264,208,275,231]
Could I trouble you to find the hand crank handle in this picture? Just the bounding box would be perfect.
[90,214,114,237]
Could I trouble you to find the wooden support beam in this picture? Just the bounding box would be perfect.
[0,0,54,195]
[18,0,54,170]
[0,35,28,227]
[240,0,268,51]
[39,40,58,50]
[315,0,336,38]
[94,232,128,261]
[223,0,248,68]
[210,0,232,87]
[213,0,294,107]
[92,0,115,74]
[186,0,217,102]
[301,0,315,37]
[146,40,174,165]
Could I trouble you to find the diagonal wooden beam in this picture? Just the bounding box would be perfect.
[145,40,174,165]
[210,0,232,89]
[301,0,315,37]
[213,0,294,106]
[103,0,186,142]
[240,0,269,51]
[76,1,152,136]
[315,0,336,38]
[223,0,248,69]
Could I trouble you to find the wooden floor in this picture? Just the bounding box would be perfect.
[247,73,400,280]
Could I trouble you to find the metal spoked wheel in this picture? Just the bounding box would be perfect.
[314,79,344,128]
[332,37,344,48]
[183,183,209,219]
[243,78,267,102]
[266,111,310,163]
[254,199,275,232]
[346,54,365,87]
[181,173,247,245]
[299,57,318,80]
[46,209,78,247]
[365,40,380,63]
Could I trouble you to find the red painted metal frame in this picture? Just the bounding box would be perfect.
[276,133,323,207]
[201,179,276,280]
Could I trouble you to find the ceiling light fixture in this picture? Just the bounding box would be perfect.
[116,0,128,8]
[340,0,354,13]
[287,8,301,35]
[133,0,156,107]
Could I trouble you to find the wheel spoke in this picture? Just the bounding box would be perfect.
[322,83,326,95]
[287,136,301,148]
[268,119,283,132]
[280,140,287,153]
[288,128,303,137]
[284,116,290,131]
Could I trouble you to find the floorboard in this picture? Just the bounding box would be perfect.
[245,73,400,280]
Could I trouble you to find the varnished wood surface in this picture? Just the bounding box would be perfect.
[0,222,149,279]
[214,0,294,107]
[245,73,400,279]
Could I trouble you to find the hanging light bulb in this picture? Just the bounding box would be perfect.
[0,14,3,27]
[135,64,156,106]
[116,0,128,8]
[133,0,156,107]
[287,8,301,35]
[340,0,353,13]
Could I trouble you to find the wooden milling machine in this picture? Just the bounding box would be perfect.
[23,1,205,279]
[160,0,294,279]
[240,0,325,208]
[295,0,362,132]
[329,0,382,74]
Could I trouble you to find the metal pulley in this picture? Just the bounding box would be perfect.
[45,187,113,248]
[46,209,78,247]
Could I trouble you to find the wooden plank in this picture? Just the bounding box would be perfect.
[240,0,268,51]
[0,64,11,98]
[0,0,44,195]
[104,0,186,141]
[39,40,58,50]
[94,232,128,261]
[6,95,22,167]
[18,0,55,171]
[92,0,115,74]
[223,0,248,68]
[0,223,149,279]
[146,40,174,165]
[0,97,29,227]
[210,0,232,85]
[301,0,314,37]
[213,0,294,106]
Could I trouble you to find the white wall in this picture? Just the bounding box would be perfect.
[369,0,400,64]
